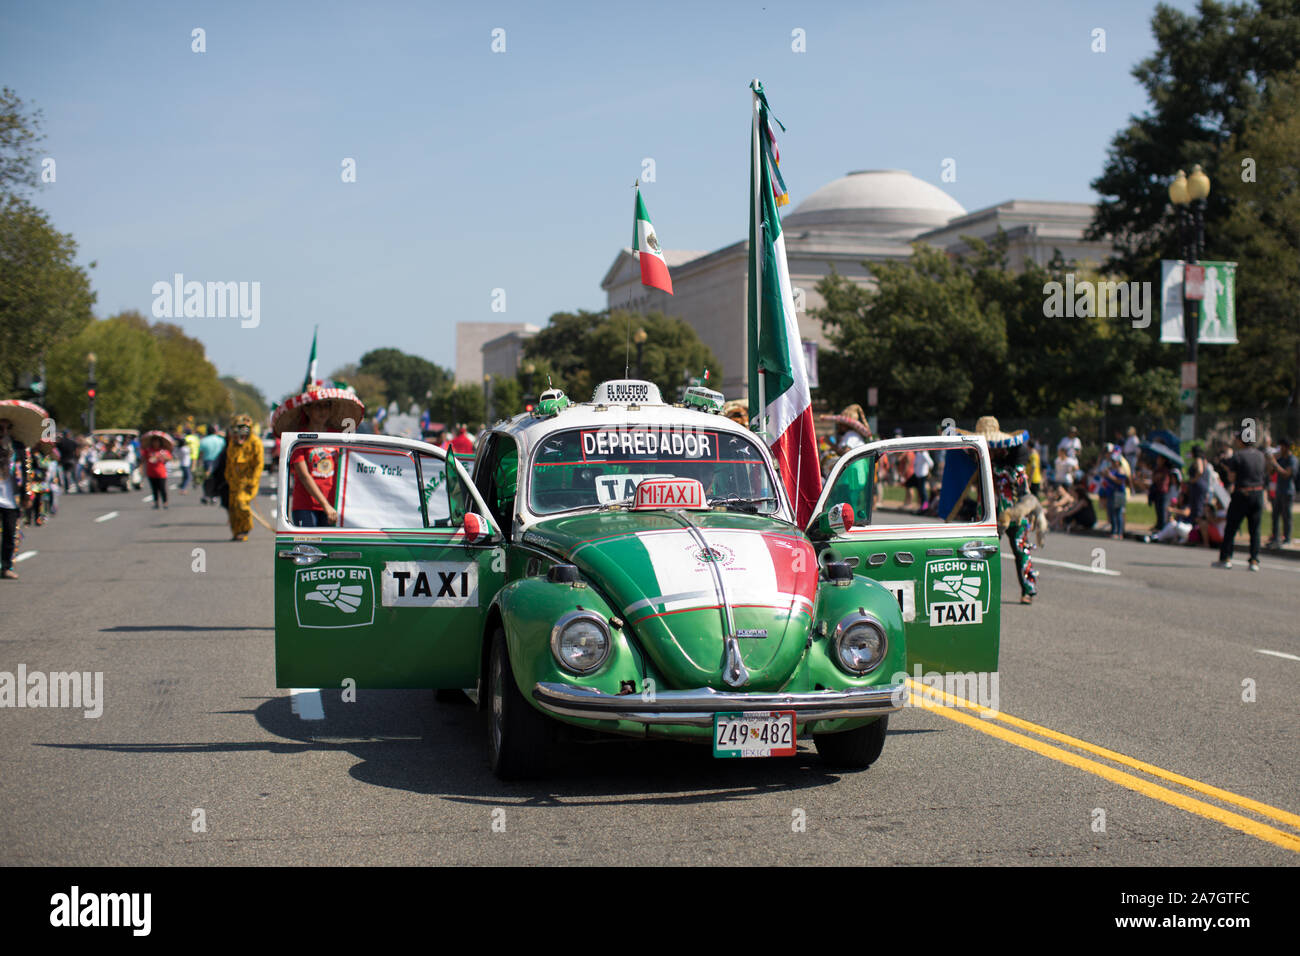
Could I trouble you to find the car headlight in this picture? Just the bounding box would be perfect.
[550,611,611,674]
[833,613,887,674]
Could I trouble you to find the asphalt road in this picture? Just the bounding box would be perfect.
[2,481,1297,866]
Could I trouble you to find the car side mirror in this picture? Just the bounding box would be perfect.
[463,513,493,543]
[810,502,855,539]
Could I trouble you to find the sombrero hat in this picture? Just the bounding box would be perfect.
[958,415,1027,449]
[0,399,51,446]
[821,404,872,440]
[269,383,365,436]
[141,430,175,449]
[722,400,749,427]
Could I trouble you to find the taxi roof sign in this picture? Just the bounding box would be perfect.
[633,476,707,511]
[592,380,663,405]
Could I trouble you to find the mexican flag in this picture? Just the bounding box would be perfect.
[633,188,673,295]
[301,326,318,393]
[747,80,820,525]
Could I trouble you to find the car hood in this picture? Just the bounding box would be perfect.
[524,511,818,691]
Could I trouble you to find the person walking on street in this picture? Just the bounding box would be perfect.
[1214,431,1267,570]
[198,426,225,504]
[143,435,172,509]
[175,432,193,494]
[1266,437,1295,547]
[224,415,263,541]
[0,417,29,579]
[973,417,1037,604]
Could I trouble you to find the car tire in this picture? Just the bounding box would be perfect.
[486,626,551,780]
[814,715,888,770]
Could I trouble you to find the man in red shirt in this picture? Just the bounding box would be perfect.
[450,424,475,456]
[290,401,339,526]
[144,437,172,509]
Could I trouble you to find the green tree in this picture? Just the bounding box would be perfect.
[1085,1,1300,417]
[524,309,720,399]
[357,347,450,408]
[0,195,96,397]
[222,376,269,425]
[429,382,486,427]
[0,87,44,196]
[46,311,161,428]
[327,363,387,415]
[143,323,230,427]
[1210,69,1300,433]
[488,376,522,419]
[1088,0,1300,277]
[813,237,1179,424]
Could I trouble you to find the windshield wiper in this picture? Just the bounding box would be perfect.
[708,494,778,514]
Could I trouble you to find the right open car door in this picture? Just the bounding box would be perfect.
[807,434,1001,674]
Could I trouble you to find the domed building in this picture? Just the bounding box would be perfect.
[601,169,1107,399]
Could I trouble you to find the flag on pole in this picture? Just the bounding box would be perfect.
[301,326,318,393]
[633,187,673,295]
[747,80,820,525]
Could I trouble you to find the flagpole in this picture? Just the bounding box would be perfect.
[751,80,764,434]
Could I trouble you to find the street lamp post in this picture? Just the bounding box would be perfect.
[1169,165,1211,443]
[633,327,647,379]
[483,374,492,423]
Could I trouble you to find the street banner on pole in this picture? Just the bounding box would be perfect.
[747,79,820,525]
[1160,260,1238,344]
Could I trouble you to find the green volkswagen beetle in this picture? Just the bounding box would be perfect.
[273,380,1001,778]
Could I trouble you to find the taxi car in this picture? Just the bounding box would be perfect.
[273,380,1000,778]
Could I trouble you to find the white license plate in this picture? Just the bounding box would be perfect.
[712,711,797,758]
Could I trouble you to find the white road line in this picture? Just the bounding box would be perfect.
[1256,649,1300,662]
[289,688,325,720]
[141,495,154,503]
[94,511,119,523]
[1001,552,1120,576]
[14,550,37,563]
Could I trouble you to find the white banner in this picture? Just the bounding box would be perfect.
[340,449,420,528]
[1160,260,1238,344]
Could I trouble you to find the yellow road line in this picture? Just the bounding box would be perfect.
[907,678,1300,831]
[904,681,1300,854]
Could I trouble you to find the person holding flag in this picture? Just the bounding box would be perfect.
[747,80,820,525]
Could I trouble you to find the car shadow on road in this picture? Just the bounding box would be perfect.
[34,689,897,807]
[256,690,859,805]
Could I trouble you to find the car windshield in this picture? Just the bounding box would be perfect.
[528,425,780,516]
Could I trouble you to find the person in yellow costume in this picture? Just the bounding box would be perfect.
[224,414,263,541]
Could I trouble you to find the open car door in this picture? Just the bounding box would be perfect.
[274,432,503,688]
[807,434,1000,674]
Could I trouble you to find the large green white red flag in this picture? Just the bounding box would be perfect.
[633,188,673,295]
[747,80,820,525]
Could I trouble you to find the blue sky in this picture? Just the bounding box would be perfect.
[2,0,1197,401]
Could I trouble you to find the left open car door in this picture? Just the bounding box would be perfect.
[274,432,503,689]
[806,434,1001,674]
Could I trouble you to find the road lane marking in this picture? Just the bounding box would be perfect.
[289,689,324,721]
[1001,552,1120,576]
[141,495,154,503]
[1257,649,1300,662]
[905,678,1300,849]
[14,551,36,563]
[94,511,119,523]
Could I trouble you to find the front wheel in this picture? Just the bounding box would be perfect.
[487,627,552,779]
[814,715,888,770]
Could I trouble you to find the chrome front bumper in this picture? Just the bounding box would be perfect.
[532,682,906,728]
